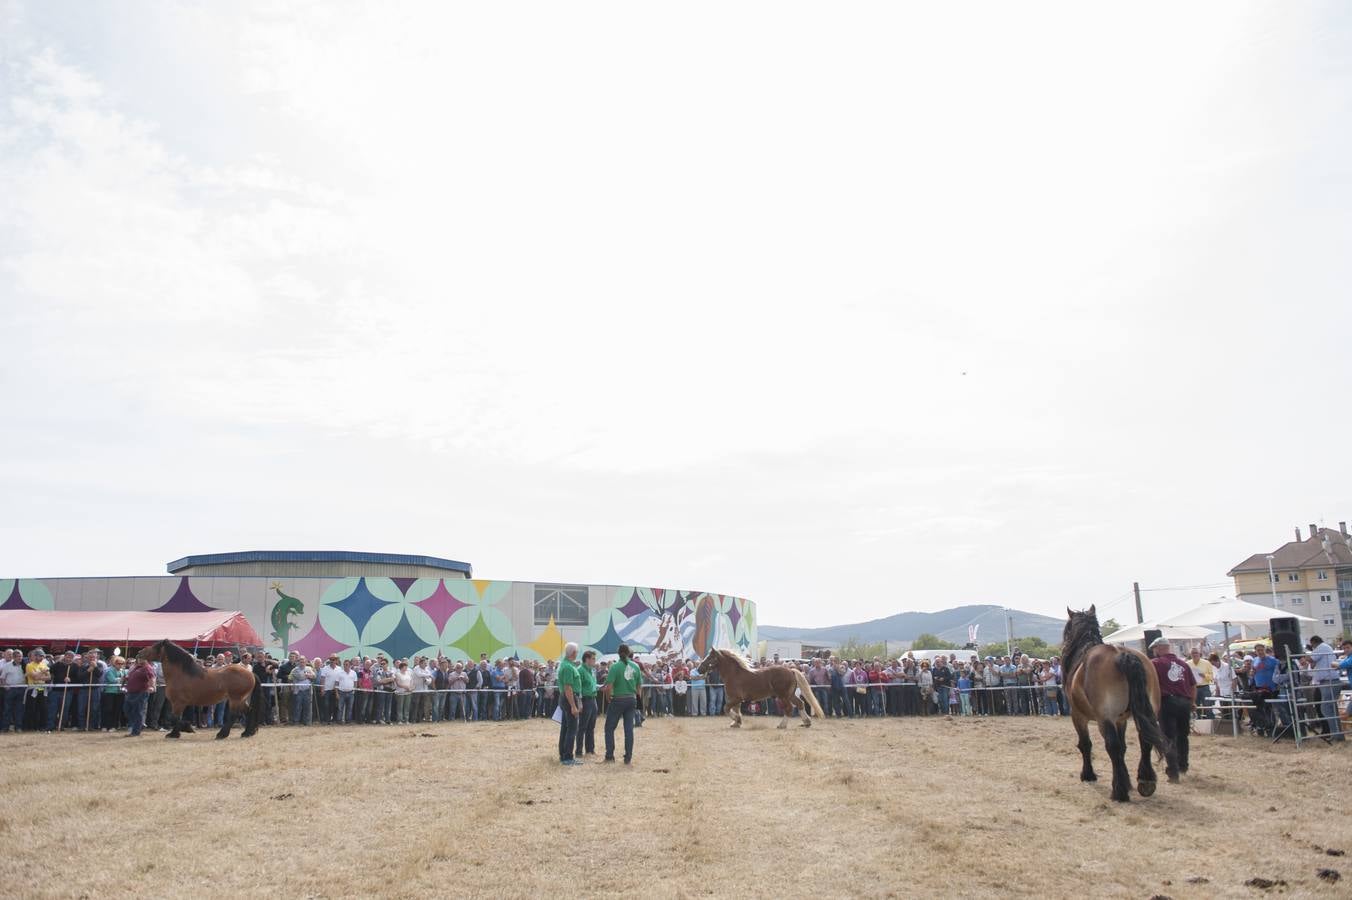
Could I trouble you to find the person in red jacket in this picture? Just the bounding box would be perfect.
[1149,637,1196,780]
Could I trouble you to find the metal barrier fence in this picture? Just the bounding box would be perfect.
[1272,651,1348,748]
[7,676,1349,736]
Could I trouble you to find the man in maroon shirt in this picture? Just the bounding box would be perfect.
[122,657,154,737]
[1149,637,1196,780]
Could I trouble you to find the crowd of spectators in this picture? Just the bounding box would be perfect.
[1189,637,1352,740]
[2,640,1348,735]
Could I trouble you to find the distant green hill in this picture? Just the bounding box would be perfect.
[758,604,1065,647]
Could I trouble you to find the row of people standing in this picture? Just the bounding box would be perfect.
[802,655,1068,718]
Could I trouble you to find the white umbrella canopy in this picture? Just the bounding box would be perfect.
[1102,622,1214,645]
[1162,597,1317,627]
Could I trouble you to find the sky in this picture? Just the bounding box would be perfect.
[2,2,1350,629]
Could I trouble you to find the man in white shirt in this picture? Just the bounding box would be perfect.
[1211,652,1235,721]
[334,659,358,725]
[1307,636,1345,742]
[411,658,433,723]
[1,650,27,732]
[319,657,342,725]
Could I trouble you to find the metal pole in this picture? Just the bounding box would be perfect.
[1266,554,1278,607]
[1133,582,1144,625]
[1005,611,1013,657]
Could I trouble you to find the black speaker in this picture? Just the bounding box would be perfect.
[1143,628,1162,649]
[1269,617,1303,660]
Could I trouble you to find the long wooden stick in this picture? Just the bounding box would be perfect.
[84,658,93,731]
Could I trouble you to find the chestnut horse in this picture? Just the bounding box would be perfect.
[1063,606,1174,802]
[137,640,259,740]
[696,648,825,729]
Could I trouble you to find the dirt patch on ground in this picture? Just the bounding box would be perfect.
[0,717,1345,898]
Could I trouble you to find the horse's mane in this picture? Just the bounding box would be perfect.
[159,639,205,677]
[1061,609,1102,677]
[717,648,755,672]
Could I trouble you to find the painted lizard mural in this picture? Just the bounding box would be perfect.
[270,582,305,651]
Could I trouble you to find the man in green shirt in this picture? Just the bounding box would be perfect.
[575,650,599,757]
[602,643,643,765]
[556,643,583,766]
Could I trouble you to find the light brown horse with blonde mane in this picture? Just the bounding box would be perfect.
[1063,606,1175,802]
[137,640,260,740]
[696,648,825,729]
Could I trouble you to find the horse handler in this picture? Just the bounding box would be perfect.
[556,643,583,766]
[1149,637,1195,781]
[575,650,599,757]
[122,657,153,737]
[602,644,642,765]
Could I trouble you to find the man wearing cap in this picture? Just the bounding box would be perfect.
[46,650,77,732]
[1149,637,1196,780]
[1,650,27,732]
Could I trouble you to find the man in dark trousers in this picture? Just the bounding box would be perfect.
[46,650,77,732]
[1149,637,1196,781]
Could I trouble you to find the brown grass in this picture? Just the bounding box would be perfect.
[0,716,1347,898]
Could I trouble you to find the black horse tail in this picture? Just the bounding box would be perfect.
[1115,651,1171,762]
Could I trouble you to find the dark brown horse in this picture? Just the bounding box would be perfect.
[137,640,259,740]
[696,648,825,729]
[1063,606,1174,802]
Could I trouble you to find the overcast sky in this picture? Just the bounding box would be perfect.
[2,2,1349,628]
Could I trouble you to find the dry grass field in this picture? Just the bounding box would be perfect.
[0,715,1347,899]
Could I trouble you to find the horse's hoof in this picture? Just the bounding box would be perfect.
[1081,772,1097,782]
[1112,793,1130,803]
[241,730,256,739]
[165,732,180,739]
[1166,773,1180,784]
[801,720,811,727]
[1138,780,1156,797]
[215,733,228,740]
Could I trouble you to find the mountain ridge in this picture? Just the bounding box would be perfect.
[759,604,1066,647]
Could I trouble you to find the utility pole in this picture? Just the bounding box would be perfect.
[1133,582,1144,625]
[1005,611,1013,657]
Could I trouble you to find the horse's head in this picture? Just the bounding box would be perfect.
[1063,605,1098,643]
[136,640,166,663]
[1061,605,1101,673]
[695,648,719,676]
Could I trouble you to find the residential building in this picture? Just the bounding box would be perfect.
[1227,523,1352,640]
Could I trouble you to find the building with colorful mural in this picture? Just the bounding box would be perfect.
[0,551,757,663]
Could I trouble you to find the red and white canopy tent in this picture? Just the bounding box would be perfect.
[0,610,263,651]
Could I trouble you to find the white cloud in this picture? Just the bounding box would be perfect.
[2,2,1350,626]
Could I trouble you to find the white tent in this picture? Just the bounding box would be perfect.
[1162,597,1316,628]
[1161,597,1316,650]
[1102,621,1214,645]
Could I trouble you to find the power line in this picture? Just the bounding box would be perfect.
[1138,583,1230,592]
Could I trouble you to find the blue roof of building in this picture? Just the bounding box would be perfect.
[165,551,473,576]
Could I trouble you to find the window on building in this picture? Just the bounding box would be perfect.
[1287,572,1300,582]
[1321,594,1333,603]
[1317,570,1328,580]
[1323,617,1336,626]
[1291,596,1303,605]
[1271,573,1281,584]
[533,584,589,626]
